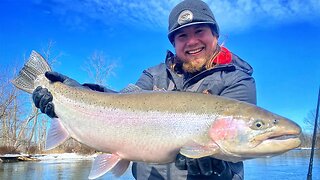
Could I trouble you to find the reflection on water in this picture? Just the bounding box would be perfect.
[245,149,320,180]
[0,160,134,180]
[0,150,319,180]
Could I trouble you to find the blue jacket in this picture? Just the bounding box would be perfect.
[132,48,256,180]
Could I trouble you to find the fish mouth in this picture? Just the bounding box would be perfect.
[266,134,300,141]
[258,133,302,153]
[257,123,302,145]
[264,129,301,146]
[249,129,302,155]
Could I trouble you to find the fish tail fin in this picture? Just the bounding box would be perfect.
[11,50,52,93]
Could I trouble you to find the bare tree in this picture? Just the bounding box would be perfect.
[41,40,62,67]
[0,41,63,154]
[13,107,38,148]
[0,67,17,146]
[303,109,320,148]
[0,64,35,152]
[37,116,48,151]
[82,50,117,85]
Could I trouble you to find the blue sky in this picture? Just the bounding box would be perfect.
[0,0,319,130]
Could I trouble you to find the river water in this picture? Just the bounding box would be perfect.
[0,149,319,180]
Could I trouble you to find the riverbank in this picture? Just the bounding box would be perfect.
[0,153,97,163]
[34,153,97,160]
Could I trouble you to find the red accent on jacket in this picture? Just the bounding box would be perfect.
[213,46,232,64]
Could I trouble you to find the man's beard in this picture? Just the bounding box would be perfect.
[182,54,212,73]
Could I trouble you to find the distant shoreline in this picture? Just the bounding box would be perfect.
[0,153,97,163]
[1,148,319,163]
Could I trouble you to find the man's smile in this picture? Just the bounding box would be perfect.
[186,47,205,55]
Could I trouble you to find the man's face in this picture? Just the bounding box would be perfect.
[174,24,218,73]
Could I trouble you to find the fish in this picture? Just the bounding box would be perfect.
[12,50,302,179]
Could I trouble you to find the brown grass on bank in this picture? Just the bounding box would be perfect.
[0,140,97,155]
[0,146,20,154]
[41,139,96,155]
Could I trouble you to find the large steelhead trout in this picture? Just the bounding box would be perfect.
[12,51,301,179]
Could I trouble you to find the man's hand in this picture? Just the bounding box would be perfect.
[45,71,82,87]
[82,83,117,93]
[33,86,56,118]
[32,71,81,118]
[175,154,232,178]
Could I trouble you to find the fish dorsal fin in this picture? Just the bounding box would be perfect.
[180,143,220,159]
[88,153,130,179]
[120,84,143,93]
[152,85,167,92]
[45,118,70,150]
[120,84,166,93]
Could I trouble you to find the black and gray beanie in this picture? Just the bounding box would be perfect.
[168,0,219,43]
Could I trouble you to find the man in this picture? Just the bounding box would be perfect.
[33,0,256,179]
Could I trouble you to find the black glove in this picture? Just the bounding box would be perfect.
[175,154,232,178]
[82,83,118,93]
[32,71,81,118]
[33,86,56,118]
[45,71,82,87]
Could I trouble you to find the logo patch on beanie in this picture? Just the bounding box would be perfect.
[178,10,193,25]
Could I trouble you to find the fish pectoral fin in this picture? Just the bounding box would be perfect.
[45,118,70,150]
[180,144,219,159]
[88,153,130,179]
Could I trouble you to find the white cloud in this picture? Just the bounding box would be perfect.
[210,0,320,33]
[35,0,320,33]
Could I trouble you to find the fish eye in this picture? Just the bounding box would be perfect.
[251,120,265,130]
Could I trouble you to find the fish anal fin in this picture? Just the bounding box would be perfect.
[88,153,129,179]
[180,143,219,159]
[45,118,70,150]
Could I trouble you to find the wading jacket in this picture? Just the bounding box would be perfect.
[132,47,257,180]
